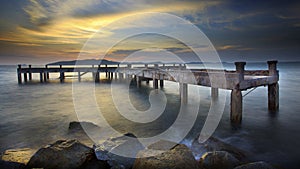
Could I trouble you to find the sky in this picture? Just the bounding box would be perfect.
[0,0,299,64]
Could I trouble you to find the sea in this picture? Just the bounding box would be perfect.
[0,62,300,168]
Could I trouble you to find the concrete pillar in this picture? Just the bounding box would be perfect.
[235,62,246,81]
[40,72,43,83]
[43,72,47,82]
[145,64,148,68]
[17,65,22,84]
[137,76,142,88]
[78,72,81,82]
[28,65,32,80]
[153,74,158,89]
[268,83,279,112]
[45,65,49,79]
[268,60,279,112]
[160,80,164,87]
[23,72,27,82]
[180,83,188,103]
[105,64,108,77]
[230,89,242,124]
[211,87,218,99]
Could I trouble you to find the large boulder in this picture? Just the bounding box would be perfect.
[200,151,240,169]
[26,139,110,169]
[133,144,201,169]
[94,133,144,169]
[234,161,274,169]
[0,160,25,169]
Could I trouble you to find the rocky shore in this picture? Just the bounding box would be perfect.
[1,121,277,169]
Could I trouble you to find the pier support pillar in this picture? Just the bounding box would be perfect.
[268,83,279,112]
[230,89,242,124]
[23,72,27,82]
[43,72,47,82]
[40,72,43,83]
[60,72,64,83]
[78,72,81,82]
[160,80,164,87]
[180,83,188,103]
[153,75,158,89]
[136,76,141,88]
[95,72,100,82]
[28,65,32,80]
[211,87,218,99]
[235,62,246,81]
[45,65,49,79]
[267,60,279,112]
[17,65,22,84]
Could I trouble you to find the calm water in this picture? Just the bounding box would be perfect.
[0,63,300,168]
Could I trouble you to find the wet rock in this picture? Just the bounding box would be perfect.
[0,160,25,169]
[234,161,274,169]
[27,139,110,169]
[133,144,201,169]
[94,133,144,169]
[1,148,36,165]
[192,136,248,161]
[200,151,240,169]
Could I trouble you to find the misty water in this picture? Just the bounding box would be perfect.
[0,62,300,168]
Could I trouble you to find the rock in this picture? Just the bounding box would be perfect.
[26,139,110,169]
[67,121,102,147]
[133,144,201,169]
[1,148,36,165]
[234,161,274,169]
[68,121,101,133]
[0,160,26,169]
[94,133,144,169]
[200,151,240,169]
[192,136,248,161]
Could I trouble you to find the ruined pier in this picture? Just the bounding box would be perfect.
[17,61,279,124]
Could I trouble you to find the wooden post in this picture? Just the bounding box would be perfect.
[145,64,148,68]
[28,65,32,80]
[211,87,218,99]
[267,60,279,112]
[180,83,188,103]
[146,79,149,84]
[235,62,246,81]
[230,89,242,124]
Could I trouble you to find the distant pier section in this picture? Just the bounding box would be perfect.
[17,61,279,124]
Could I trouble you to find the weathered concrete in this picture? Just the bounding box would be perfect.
[231,89,242,124]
